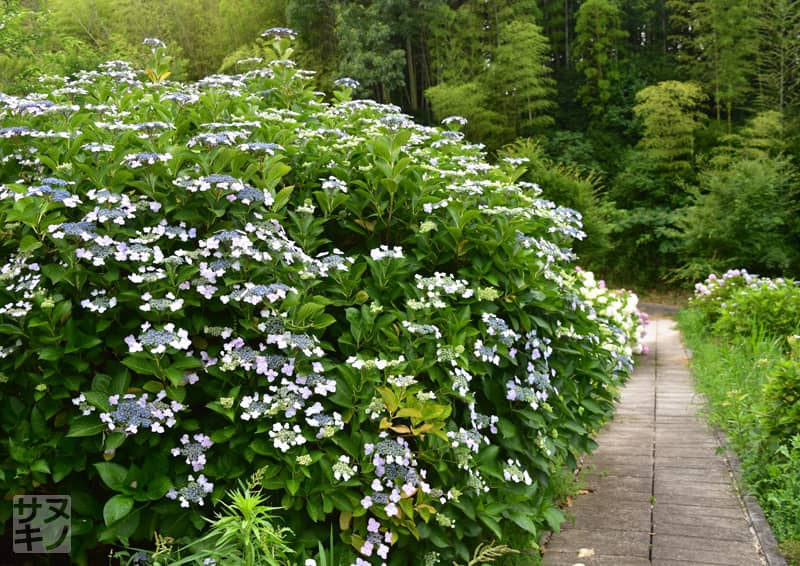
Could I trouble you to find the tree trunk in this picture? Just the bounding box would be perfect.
[406,35,418,113]
[565,0,571,68]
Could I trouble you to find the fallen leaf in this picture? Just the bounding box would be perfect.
[577,547,595,558]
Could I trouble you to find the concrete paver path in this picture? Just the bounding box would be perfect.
[542,317,766,566]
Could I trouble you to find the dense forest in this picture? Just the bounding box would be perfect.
[2,0,799,288]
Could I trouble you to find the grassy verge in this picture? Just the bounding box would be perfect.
[678,309,800,564]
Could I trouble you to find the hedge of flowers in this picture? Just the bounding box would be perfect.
[0,33,644,564]
[684,271,800,560]
[690,269,800,340]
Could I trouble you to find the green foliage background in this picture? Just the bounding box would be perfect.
[4,0,800,288]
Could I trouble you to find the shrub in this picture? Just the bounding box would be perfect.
[682,272,800,563]
[676,157,798,281]
[759,336,800,450]
[757,434,800,563]
[0,34,643,564]
[689,269,800,340]
[497,139,615,271]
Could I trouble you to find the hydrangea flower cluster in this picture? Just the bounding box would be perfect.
[0,33,646,564]
[171,434,213,472]
[689,269,799,340]
[167,474,214,507]
[573,267,647,357]
[99,391,184,435]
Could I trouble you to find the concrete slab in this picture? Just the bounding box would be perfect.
[546,528,650,557]
[652,520,755,542]
[652,534,762,565]
[654,482,736,499]
[542,551,651,566]
[652,493,741,510]
[583,474,652,493]
[653,502,748,521]
[563,503,652,532]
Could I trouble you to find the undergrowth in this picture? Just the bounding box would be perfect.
[678,307,800,565]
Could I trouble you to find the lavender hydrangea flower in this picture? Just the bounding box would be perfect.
[166,474,213,507]
[171,433,213,472]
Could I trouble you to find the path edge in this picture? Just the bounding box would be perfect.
[683,333,789,566]
[711,426,789,566]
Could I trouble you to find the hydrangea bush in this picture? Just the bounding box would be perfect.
[0,34,644,564]
[690,269,800,340]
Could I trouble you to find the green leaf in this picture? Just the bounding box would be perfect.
[286,478,300,496]
[0,323,23,336]
[272,186,294,211]
[562,420,587,435]
[103,495,134,526]
[121,355,158,376]
[67,418,106,438]
[504,508,539,534]
[30,459,50,474]
[145,476,173,500]
[581,399,604,415]
[19,234,42,253]
[94,462,128,491]
[105,432,126,451]
[251,438,273,455]
[41,263,67,284]
[38,347,63,361]
[64,319,102,353]
[312,313,337,329]
[543,507,565,532]
[296,302,325,321]
[206,401,235,422]
[83,390,112,412]
[478,513,503,539]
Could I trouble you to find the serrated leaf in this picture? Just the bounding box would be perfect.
[19,234,42,253]
[272,186,294,211]
[543,507,565,532]
[121,355,158,376]
[250,438,273,455]
[94,462,128,491]
[377,387,398,413]
[296,302,325,321]
[67,418,106,438]
[395,407,423,419]
[312,313,337,329]
[103,495,134,526]
[504,508,538,534]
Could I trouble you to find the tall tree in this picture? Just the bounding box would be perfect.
[286,0,338,84]
[573,0,628,119]
[427,1,484,84]
[335,2,407,103]
[756,0,800,115]
[668,0,759,126]
[702,0,759,126]
[633,80,706,175]
[665,0,702,63]
[490,20,556,133]
[538,0,579,69]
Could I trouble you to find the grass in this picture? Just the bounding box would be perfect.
[677,308,800,565]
